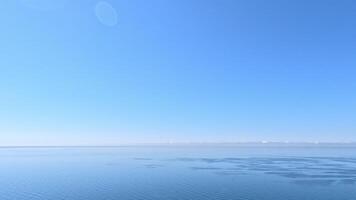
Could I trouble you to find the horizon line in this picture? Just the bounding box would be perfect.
[1,141,356,148]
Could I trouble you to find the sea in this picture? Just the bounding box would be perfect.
[1,145,356,200]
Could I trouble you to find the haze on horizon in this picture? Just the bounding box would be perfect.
[1,0,356,146]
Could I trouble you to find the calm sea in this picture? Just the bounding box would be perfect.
[1,146,356,200]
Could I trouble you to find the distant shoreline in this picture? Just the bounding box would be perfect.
[1,142,356,149]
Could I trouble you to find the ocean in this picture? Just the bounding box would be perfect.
[1,146,356,200]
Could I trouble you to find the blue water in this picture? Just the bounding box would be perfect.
[1,147,356,200]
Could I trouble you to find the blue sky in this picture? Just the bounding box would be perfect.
[1,0,356,145]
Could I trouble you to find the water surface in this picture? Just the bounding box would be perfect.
[1,146,355,200]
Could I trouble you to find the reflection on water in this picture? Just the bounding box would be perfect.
[172,156,356,186]
[0,147,356,200]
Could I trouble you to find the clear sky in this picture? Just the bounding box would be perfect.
[1,0,356,145]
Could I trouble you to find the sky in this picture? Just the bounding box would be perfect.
[0,0,356,145]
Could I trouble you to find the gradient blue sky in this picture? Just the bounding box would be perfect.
[1,0,356,145]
